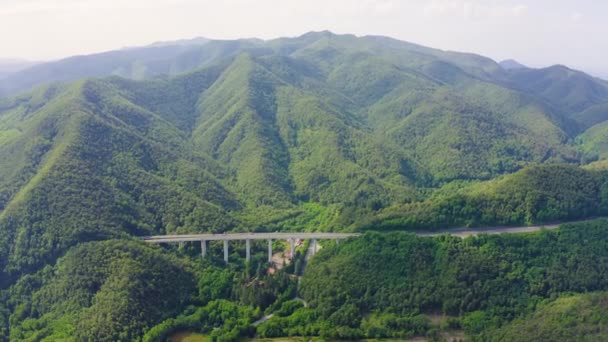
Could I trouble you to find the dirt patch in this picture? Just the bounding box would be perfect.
[271,252,289,269]
[169,331,206,342]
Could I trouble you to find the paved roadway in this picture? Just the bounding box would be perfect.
[415,223,561,238]
[142,217,605,243]
[142,232,360,243]
[415,217,607,238]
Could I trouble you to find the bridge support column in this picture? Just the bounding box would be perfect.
[290,238,295,259]
[268,239,273,263]
[201,240,206,259]
[311,239,317,256]
[223,240,229,263]
[246,239,251,262]
[179,241,184,249]
[335,239,339,245]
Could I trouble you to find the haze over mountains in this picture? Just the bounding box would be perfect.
[0,59,39,80]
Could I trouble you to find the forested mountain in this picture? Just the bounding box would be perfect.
[504,65,608,127]
[292,220,608,340]
[2,31,608,277]
[2,31,608,341]
[0,38,256,97]
[481,291,608,341]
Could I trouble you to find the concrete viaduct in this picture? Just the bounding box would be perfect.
[142,232,360,263]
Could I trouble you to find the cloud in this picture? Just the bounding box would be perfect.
[423,0,528,19]
[570,12,583,23]
[0,0,190,16]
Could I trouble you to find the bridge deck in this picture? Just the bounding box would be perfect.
[142,232,360,243]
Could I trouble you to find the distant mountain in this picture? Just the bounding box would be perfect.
[504,65,608,124]
[0,59,39,79]
[499,59,527,70]
[143,36,211,48]
[0,39,261,97]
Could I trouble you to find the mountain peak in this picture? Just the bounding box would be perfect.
[499,59,527,70]
[299,30,336,38]
[145,36,211,48]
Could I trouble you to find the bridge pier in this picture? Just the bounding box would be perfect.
[223,240,229,263]
[268,239,273,263]
[246,239,251,262]
[290,238,295,259]
[311,238,317,256]
[201,240,206,259]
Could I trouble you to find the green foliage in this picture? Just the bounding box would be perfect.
[294,220,608,338]
[142,300,256,342]
[0,304,8,341]
[6,240,197,342]
[360,313,431,338]
[275,300,304,317]
[3,31,608,342]
[480,292,608,341]
[195,267,234,304]
[505,65,608,117]
[372,164,608,230]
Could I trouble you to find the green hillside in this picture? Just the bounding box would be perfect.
[1,32,607,281]
[504,65,608,119]
[259,219,608,339]
[5,240,197,342]
[372,164,608,230]
[4,219,608,341]
[0,79,240,285]
[2,31,608,341]
[481,292,608,341]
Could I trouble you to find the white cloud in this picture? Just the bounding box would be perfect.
[570,12,583,23]
[423,0,528,19]
[0,0,189,16]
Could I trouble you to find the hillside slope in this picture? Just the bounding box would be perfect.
[481,292,608,341]
[0,79,240,284]
[3,32,608,284]
[1,31,608,296]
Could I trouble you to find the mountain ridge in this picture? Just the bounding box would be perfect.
[1,31,608,279]
[3,30,608,342]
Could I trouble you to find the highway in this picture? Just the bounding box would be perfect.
[142,217,604,244]
[415,217,605,238]
[142,232,360,243]
[415,223,561,238]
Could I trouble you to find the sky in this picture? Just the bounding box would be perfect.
[1,0,607,78]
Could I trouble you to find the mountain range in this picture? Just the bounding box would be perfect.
[2,30,608,279]
[2,30,608,341]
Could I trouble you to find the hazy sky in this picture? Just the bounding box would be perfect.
[1,0,607,77]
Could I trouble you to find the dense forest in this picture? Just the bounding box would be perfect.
[3,220,608,341]
[2,31,608,340]
[371,164,608,230]
[268,219,608,340]
[480,291,608,341]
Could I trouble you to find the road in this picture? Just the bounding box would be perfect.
[142,232,360,243]
[142,218,605,243]
[414,217,604,238]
